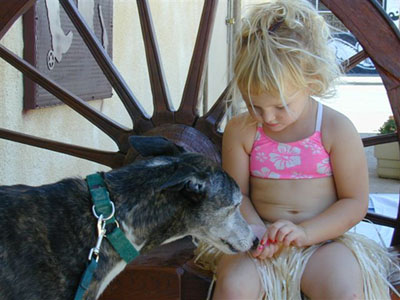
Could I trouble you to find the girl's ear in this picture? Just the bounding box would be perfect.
[128,136,186,157]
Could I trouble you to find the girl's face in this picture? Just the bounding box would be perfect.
[241,85,311,132]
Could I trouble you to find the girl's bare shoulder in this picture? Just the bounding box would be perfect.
[224,113,258,154]
[321,105,360,150]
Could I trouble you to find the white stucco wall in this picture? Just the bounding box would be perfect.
[0,0,229,186]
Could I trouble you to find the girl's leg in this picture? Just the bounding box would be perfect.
[213,252,263,300]
[301,242,364,300]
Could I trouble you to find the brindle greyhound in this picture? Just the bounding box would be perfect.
[0,136,258,300]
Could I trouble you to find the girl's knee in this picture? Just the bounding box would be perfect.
[302,242,364,299]
[321,288,364,300]
[214,254,262,299]
[214,274,262,299]
[338,290,364,300]
[303,274,364,300]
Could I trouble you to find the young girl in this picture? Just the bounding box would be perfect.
[195,0,398,299]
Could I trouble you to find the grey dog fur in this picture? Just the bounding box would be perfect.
[0,136,257,300]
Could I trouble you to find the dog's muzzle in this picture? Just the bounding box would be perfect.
[221,239,239,253]
[251,237,259,251]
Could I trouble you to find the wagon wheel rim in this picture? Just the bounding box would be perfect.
[0,0,399,169]
[321,0,400,147]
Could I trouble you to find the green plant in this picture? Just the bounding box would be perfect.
[378,116,397,134]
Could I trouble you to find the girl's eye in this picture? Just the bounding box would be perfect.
[251,107,262,116]
[276,106,285,110]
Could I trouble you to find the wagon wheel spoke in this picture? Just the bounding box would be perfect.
[362,133,398,147]
[60,0,153,134]
[195,85,231,149]
[175,0,218,125]
[137,0,174,125]
[0,0,35,39]
[0,128,125,169]
[341,50,368,73]
[0,45,133,153]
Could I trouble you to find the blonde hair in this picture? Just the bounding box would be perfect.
[230,0,342,115]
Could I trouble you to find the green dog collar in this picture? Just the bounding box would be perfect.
[74,173,139,300]
[86,173,139,263]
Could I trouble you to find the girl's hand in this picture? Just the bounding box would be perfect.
[250,224,267,242]
[250,224,281,259]
[253,238,281,259]
[267,219,308,247]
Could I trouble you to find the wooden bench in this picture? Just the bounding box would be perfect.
[99,215,400,300]
[99,238,210,300]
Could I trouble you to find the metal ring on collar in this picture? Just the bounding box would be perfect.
[92,201,115,221]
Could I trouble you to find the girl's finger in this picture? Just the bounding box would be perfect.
[268,243,280,258]
[252,239,269,257]
[257,243,270,259]
[276,225,292,243]
[259,242,278,260]
[267,223,284,242]
[258,246,269,260]
[283,231,297,246]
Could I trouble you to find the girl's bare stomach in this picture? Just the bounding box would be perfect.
[251,176,337,224]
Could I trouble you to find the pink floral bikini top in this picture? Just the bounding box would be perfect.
[250,102,332,179]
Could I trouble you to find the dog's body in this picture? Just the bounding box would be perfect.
[0,136,257,300]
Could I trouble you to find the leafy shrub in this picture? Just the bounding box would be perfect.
[378,116,397,134]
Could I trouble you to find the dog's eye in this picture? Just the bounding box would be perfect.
[227,203,240,215]
[185,180,206,194]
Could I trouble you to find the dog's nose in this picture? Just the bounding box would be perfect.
[251,237,259,250]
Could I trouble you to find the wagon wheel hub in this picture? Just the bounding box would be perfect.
[124,124,221,165]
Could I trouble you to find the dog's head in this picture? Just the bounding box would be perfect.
[128,136,258,254]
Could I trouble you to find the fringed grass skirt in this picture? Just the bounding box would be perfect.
[194,232,399,300]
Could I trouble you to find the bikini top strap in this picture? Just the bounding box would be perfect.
[253,123,263,142]
[315,102,323,132]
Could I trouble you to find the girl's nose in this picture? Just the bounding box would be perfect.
[262,110,275,123]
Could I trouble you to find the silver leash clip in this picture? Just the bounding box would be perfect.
[88,215,107,262]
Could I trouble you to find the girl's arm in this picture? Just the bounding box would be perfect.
[222,116,266,231]
[268,110,369,247]
[301,111,368,245]
[223,116,285,257]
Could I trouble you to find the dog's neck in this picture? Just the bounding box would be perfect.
[114,195,188,253]
[102,163,190,252]
[92,209,187,299]
[84,168,189,299]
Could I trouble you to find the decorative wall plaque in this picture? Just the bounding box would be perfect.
[23,0,113,109]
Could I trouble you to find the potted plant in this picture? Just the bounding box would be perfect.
[374,116,400,180]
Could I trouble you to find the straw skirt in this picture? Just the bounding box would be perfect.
[194,232,399,300]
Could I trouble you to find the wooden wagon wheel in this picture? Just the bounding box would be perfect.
[0,0,225,168]
[0,0,399,299]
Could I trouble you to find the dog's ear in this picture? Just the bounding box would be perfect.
[129,136,186,157]
[159,164,207,195]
